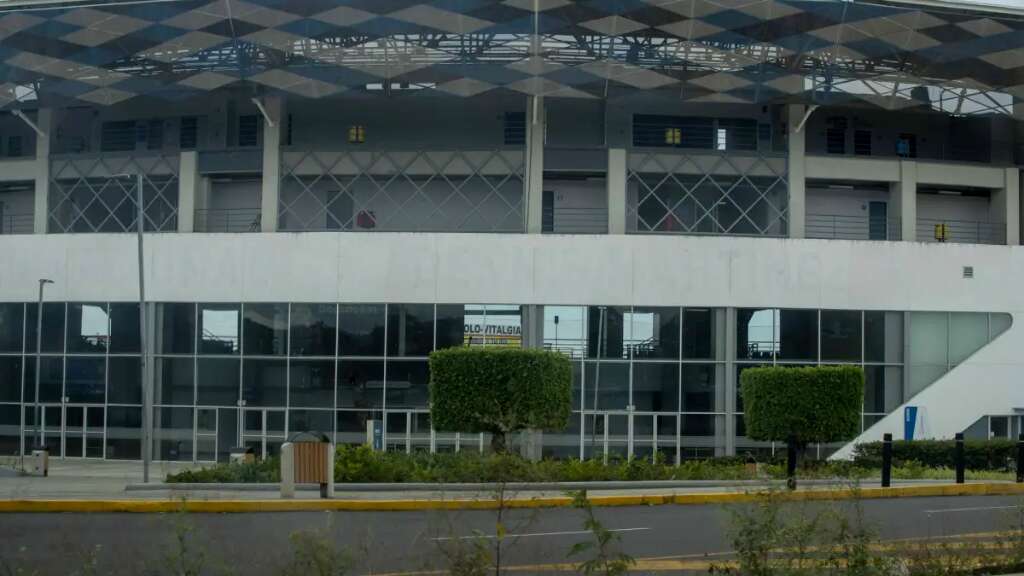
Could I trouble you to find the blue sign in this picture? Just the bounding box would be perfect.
[904,406,918,441]
[372,420,383,451]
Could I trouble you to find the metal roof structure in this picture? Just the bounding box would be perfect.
[0,0,1022,115]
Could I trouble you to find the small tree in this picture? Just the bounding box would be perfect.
[429,348,572,453]
[741,366,863,487]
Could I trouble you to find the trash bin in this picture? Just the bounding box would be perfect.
[280,432,334,499]
[28,445,48,477]
[229,446,255,464]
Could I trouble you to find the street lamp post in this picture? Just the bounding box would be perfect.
[33,278,53,450]
[134,173,151,484]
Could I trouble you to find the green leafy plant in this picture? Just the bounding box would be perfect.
[429,348,572,453]
[853,439,1018,471]
[276,525,352,576]
[568,490,635,576]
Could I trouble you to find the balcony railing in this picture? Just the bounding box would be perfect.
[916,218,1005,245]
[806,213,901,241]
[544,206,608,234]
[0,212,33,234]
[195,208,261,233]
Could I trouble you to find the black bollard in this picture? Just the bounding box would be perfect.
[1017,434,1024,484]
[786,436,798,491]
[881,433,892,488]
[955,432,965,484]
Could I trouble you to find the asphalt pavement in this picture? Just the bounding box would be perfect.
[2,494,1024,575]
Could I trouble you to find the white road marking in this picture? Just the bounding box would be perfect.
[924,505,1021,514]
[431,527,650,541]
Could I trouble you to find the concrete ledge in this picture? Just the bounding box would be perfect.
[4,482,1024,513]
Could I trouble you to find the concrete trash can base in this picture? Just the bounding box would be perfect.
[28,447,48,477]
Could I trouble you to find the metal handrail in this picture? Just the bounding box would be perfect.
[0,212,33,235]
[917,217,1005,245]
[805,213,901,241]
[195,208,261,233]
[548,206,608,234]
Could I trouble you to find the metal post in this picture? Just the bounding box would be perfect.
[881,433,892,488]
[955,432,965,484]
[590,306,605,460]
[137,173,151,483]
[1016,434,1023,483]
[33,278,53,449]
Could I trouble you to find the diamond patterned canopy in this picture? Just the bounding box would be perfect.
[0,0,1022,115]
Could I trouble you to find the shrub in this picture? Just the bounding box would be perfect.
[852,439,1017,471]
[429,348,572,452]
[740,365,863,449]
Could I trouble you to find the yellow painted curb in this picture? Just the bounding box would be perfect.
[3,482,1024,513]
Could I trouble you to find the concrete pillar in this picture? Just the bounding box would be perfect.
[259,96,282,233]
[525,96,545,234]
[607,148,627,234]
[990,168,1020,245]
[33,109,52,234]
[177,151,199,233]
[892,160,917,241]
[786,105,807,239]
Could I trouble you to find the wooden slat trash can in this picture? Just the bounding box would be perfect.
[280,432,334,499]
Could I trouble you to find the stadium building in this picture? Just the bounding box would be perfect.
[0,0,1023,462]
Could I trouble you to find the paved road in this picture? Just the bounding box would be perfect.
[2,494,1023,575]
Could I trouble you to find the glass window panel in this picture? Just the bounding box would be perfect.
[108,303,140,353]
[0,404,20,456]
[631,362,679,412]
[106,406,141,460]
[682,364,719,413]
[156,357,194,406]
[387,304,434,357]
[199,304,240,355]
[196,358,239,406]
[291,303,337,357]
[778,309,818,361]
[544,306,586,358]
[156,406,193,461]
[66,303,109,353]
[908,364,946,398]
[0,356,21,402]
[680,414,716,437]
[628,307,679,360]
[736,308,776,361]
[289,409,333,435]
[158,303,195,354]
[683,308,715,359]
[242,359,287,407]
[991,313,1012,339]
[23,356,63,403]
[865,311,903,363]
[587,306,628,359]
[108,356,141,404]
[949,312,990,366]
[338,304,383,356]
[26,302,65,354]
[570,362,583,411]
[336,410,380,445]
[0,303,23,353]
[243,303,288,356]
[864,365,903,414]
[338,360,384,409]
[582,361,629,410]
[386,360,430,409]
[289,360,335,408]
[820,310,861,361]
[909,312,948,366]
[66,356,105,403]
[435,304,466,349]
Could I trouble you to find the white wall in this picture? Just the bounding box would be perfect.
[917,194,991,222]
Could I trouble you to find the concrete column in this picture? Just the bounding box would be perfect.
[525,96,545,234]
[990,168,1020,245]
[892,160,917,241]
[33,109,53,234]
[177,151,199,233]
[607,148,627,234]
[786,105,807,239]
[259,96,282,233]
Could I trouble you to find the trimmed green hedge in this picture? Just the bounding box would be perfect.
[429,348,571,452]
[740,365,863,447]
[853,439,1018,471]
